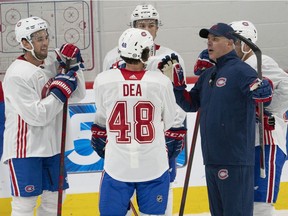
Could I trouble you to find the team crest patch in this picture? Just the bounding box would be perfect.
[216,77,227,87]
[156,195,163,203]
[218,169,229,180]
[25,185,35,193]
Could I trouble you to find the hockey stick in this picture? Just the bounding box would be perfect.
[57,59,71,216]
[232,32,266,178]
[179,111,200,216]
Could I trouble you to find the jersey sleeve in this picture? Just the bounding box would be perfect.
[162,79,177,131]
[4,74,64,126]
[93,75,106,127]
[102,47,121,71]
[261,56,288,115]
[68,68,86,102]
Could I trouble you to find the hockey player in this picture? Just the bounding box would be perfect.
[230,20,288,216]
[91,28,186,215]
[159,22,273,216]
[102,4,186,215]
[2,16,86,215]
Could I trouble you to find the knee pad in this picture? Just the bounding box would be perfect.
[11,196,38,216]
[36,190,66,215]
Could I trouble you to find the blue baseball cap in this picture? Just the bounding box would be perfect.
[199,23,236,42]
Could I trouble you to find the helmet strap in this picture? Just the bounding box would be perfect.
[21,40,43,62]
[241,42,252,61]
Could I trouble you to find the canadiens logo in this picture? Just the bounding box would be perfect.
[218,169,229,180]
[216,77,227,87]
[25,185,35,193]
[121,42,127,48]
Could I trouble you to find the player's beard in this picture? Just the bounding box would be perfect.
[35,48,48,60]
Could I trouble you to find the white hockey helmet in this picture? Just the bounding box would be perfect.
[15,16,48,43]
[229,20,258,43]
[118,28,154,60]
[130,4,161,27]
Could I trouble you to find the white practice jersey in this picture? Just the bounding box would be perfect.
[103,44,186,127]
[246,54,288,155]
[2,53,86,163]
[93,68,176,182]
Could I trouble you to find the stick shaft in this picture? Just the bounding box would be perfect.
[232,33,266,178]
[57,60,71,216]
[179,111,200,216]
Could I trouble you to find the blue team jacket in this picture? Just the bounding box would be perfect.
[175,50,258,166]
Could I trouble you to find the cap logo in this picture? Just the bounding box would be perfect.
[121,42,127,48]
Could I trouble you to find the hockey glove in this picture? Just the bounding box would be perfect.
[194,49,215,76]
[55,43,84,71]
[250,78,273,105]
[110,60,126,69]
[91,124,107,158]
[158,53,186,90]
[256,109,275,131]
[49,70,78,103]
[165,127,187,159]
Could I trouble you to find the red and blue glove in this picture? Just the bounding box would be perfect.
[250,77,273,105]
[49,70,78,103]
[91,124,107,158]
[165,127,187,159]
[158,53,186,90]
[256,109,275,131]
[194,49,215,75]
[55,43,84,71]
